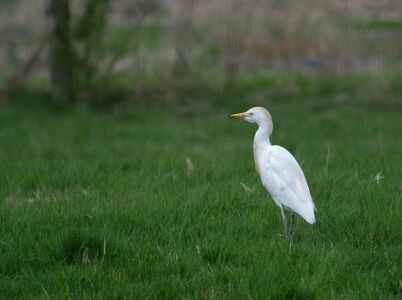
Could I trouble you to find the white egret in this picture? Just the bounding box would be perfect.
[230,107,316,239]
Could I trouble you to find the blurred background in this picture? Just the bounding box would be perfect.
[0,0,401,109]
[1,2,401,298]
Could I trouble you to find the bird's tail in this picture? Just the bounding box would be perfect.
[305,215,316,224]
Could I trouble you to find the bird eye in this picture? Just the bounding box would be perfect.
[249,113,254,116]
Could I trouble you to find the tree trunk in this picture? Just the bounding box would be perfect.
[172,0,194,79]
[46,0,75,103]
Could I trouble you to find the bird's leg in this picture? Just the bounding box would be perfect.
[289,212,297,238]
[280,206,289,240]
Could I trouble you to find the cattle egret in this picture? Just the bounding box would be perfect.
[230,107,316,239]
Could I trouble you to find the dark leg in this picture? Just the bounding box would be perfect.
[280,206,289,240]
[289,212,297,237]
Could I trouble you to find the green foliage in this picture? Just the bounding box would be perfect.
[76,0,110,44]
[48,0,111,104]
[1,73,401,298]
[356,19,402,30]
[73,0,111,103]
[0,0,13,7]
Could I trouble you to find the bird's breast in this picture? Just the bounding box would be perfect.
[253,142,269,175]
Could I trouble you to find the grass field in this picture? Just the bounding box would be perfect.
[1,73,402,299]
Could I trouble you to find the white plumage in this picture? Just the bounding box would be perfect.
[231,107,316,238]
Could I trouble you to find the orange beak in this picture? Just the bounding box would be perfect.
[230,112,249,119]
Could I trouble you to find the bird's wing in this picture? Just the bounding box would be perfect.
[262,145,315,223]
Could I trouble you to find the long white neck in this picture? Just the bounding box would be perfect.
[252,117,273,174]
[254,121,272,148]
[253,122,272,174]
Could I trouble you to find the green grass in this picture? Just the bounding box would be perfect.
[1,74,402,299]
[356,19,402,30]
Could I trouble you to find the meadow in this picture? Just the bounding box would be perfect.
[1,0,402,298]
[1,72,401,299]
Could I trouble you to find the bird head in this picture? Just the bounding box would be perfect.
[230,107,273,135]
